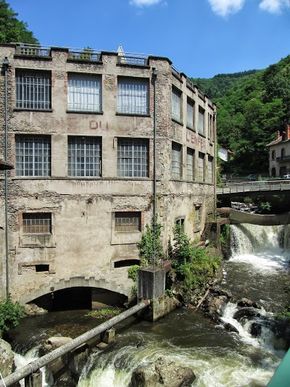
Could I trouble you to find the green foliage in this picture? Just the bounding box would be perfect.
[137,221,164,266]
[170,226,221,291]
[0,297,24,336]
[258,201,271,213]
[0,0,38,44]
[220,224,230,248]
[128,265,140,282]
[86,307,121,320]
[192,56,290,175]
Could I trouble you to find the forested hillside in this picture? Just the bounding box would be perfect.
[193,56,290,174]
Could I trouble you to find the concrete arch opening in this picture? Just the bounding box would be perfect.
[30,287,128,312]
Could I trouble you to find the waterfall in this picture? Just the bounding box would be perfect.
[230,224,289,272]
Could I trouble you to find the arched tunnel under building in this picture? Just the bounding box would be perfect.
[30,287,128,312]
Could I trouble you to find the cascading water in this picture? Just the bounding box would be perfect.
[8,223,290,387]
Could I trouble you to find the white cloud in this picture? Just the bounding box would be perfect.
[259,0,290,13]
[130,0,163,7]
[208,0,245,16]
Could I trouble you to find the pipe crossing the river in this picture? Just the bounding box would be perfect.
[0,300,150,387]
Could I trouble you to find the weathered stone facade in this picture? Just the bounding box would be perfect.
[0,44,216,304]
[267,124,290,177]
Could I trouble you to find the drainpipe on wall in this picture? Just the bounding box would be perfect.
[213,110,217,221]
[2,57,10,299]
[151,67,157,271]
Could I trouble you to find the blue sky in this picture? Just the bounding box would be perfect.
[9,0,290,78]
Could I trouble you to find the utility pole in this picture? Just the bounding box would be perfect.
[152,67,157,271]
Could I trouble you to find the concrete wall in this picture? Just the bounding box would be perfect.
[0,45,216,303]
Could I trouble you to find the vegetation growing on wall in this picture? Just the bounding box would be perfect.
[0,298,24,337]
[169,226,221,292]
[137,221,164,266]
[192,55,290,175]
[0,0,38,44]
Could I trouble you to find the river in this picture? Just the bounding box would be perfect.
[9,224,290,386]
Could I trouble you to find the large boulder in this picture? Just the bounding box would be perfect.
[0,338,14,378]
[234,307,261,322]
[237,298,261,309]
[129,357,195,387]
[24,303,48,316]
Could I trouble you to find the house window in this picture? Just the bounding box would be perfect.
[198,107,205,135]
[16,135,51,177]
[198,152,205,182]
[175,217,185,232]
[186,99,194,129]
[271,150,275,160]
[115,212,141,232]
[117,138,148,177]
[207,155,213,183]
[171,142,182,179]
[68,136,101,177]
[186,148,195,181]
[16,70,51,110]
[208,114,213,140]
[23,213,52,234]
[171,87,182,122]
[67,74,101,112]
[117,77,149,115]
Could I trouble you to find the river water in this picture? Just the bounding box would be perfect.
[10,224,290,386]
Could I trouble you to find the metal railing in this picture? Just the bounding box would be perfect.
[117,55,147,66]
[276,155,290,161]
[68,49,101,62]
[15,44,51,57]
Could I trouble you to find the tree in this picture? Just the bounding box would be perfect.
[0,0,38,44]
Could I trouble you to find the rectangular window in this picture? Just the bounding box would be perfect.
[198,152,205,182]
[115,212,141,232]
[117,77,149,115]
[68,74,101,112]
[23,213,52,234]
[68,136,101,177]
[171,88,182,122]
[16,70,51,110]
[16,135,51,177]
[198,107,205,135]
[175,217,185,232]
[172,142,182,179]
[208,114,213,140]
[207,155,213,183]
[117,138,148,177]
[186,99,194,129]
[186,148,195,181]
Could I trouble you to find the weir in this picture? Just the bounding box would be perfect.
[0,301,150,387]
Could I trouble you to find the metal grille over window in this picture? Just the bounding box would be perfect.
[115,212,141,232]
[187,148,195,181]
[171,88,182,122]
[198,152,205,182]
[16,70,51,110]
[198,108,205,135]
[187,100,194,129]
[117,78,148,115]
[68,74,101,112]
[16,135,51,177]
[68,136,101,177]
[171,142,182,179]
[23,213,51,234]
[117,138,148,177]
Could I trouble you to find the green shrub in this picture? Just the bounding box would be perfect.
[137,220,164,265]
[0,298,25,337]
[128,265,140,282]
[170,226,221,291]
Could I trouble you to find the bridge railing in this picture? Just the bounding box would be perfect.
[217,179,290,195]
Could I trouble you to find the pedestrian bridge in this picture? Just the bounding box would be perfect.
[217,179,290,196]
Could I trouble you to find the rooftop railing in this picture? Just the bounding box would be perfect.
[117,54,147,66]
[15,44,51,57]
[67,49,101,62]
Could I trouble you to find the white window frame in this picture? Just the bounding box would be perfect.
[117,77,149,115]
[68,136,102,177]
[16,135,51,177]
[117,138,149,177]
[16,70,51,110]
[67,73,101,112]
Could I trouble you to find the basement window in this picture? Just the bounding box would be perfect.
[23,213,52,234]
[35,264,49,272]
[115,212,141,232]
[114,260,140,268]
